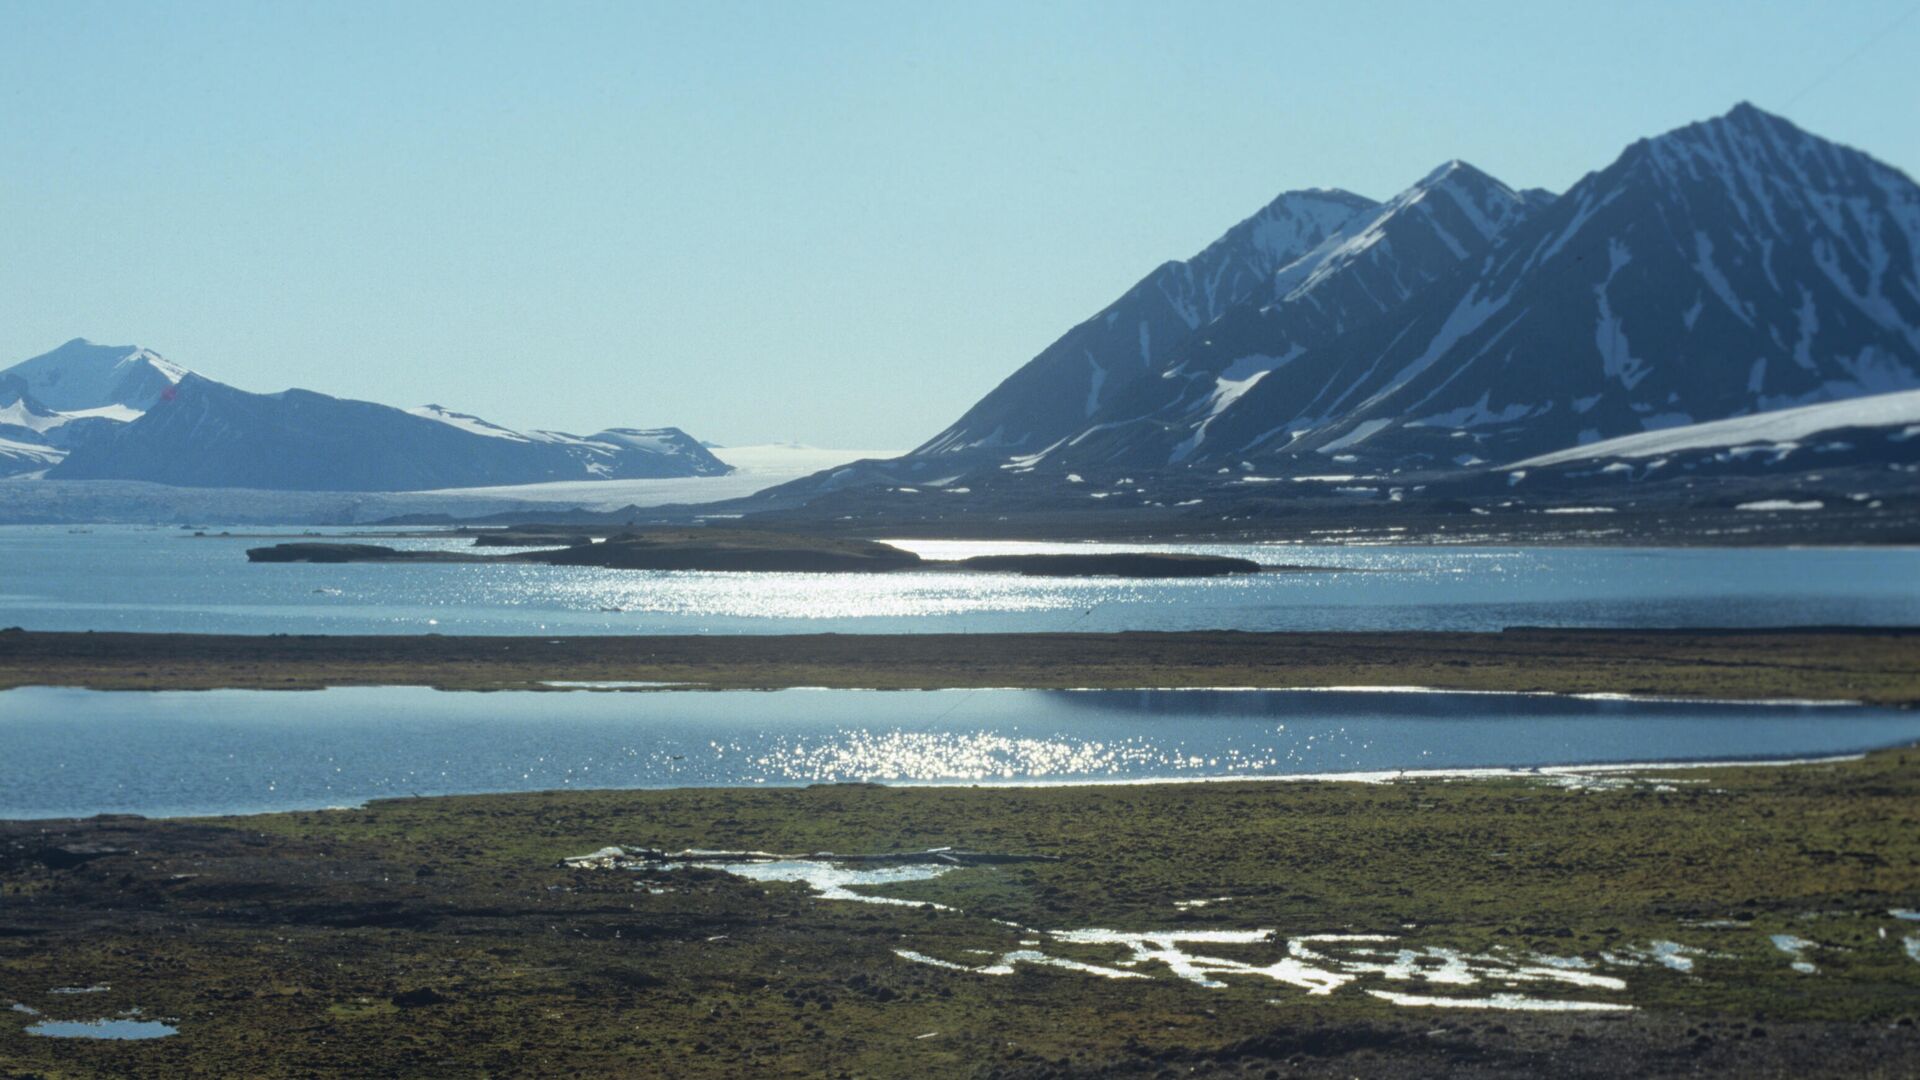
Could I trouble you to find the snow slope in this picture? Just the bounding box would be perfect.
[0,339,187,413]
[420,444,903,509]
[1512,388,1920,466]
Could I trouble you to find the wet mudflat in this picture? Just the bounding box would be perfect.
[3,749,1919,1077]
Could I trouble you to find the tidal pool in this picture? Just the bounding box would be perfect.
[4,686,1919,818]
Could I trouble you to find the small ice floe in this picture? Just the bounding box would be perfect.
[1889,908,1920,921]
[48,985,110,995]
[1173,897,1233,910]
[10,1002,40,1015]
[27,1016,178,1040]
[1904,937,1920,964]
[1770,934,1819,973]
[1365,990,1631,1012]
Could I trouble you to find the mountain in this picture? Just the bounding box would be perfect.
[1019,159,1546,471]
[1176,102,1920,475]
[408,406,725,480]
[913,188,1377,458]
[749,103,1920,523]
[46,375,730,491]
[0,341,188,460]
[2,341,731,491]
[1,339,187,415]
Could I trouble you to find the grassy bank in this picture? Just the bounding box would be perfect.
[3,750,1920,1076]
[3,627,1919,703]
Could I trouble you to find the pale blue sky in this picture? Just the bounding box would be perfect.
[3,1,1916,447]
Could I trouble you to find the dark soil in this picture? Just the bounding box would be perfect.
[2,627,1917,703]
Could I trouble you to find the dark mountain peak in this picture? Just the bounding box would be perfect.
[910,185,1376,457]
[1415,158,1492,187]
[1267,159,1531,305]
[1197,187,1378,269]
[1614,100,1917,199]
[1407,159,1531,226]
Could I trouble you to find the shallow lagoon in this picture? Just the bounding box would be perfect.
[3,686,1917,818]
[2,526,1919,635]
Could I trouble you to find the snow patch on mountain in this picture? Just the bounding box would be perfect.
[1513,388,1920,467]
[1,339,188,413]
[410,405,533,441]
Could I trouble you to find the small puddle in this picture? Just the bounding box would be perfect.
[692,859,956,908]
[27,1018,178,1040]
[561,846,1031,909]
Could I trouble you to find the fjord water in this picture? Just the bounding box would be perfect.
[2,527,1919,635]
[3,687,1917,819]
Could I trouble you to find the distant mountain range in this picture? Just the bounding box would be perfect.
[752,103,1920,524]
[0,339,729,491]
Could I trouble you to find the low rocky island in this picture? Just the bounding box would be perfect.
[246,529,1279,577]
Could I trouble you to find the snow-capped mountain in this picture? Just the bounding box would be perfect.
[1021,159,1547,471]
[752,103,1920,520]
[1186,102,1920,474]
[0,341,187,473]
[408,405,724,478]
[914,188,1377,458]
[1,338,188,414]
[2,342,730,491]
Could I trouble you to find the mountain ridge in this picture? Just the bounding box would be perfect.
[744,103,1920,526]
[0,342,732,489]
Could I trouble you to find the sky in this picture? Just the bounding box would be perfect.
[3,1,1918,448]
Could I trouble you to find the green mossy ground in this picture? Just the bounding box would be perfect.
[4,749,1920,1077]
